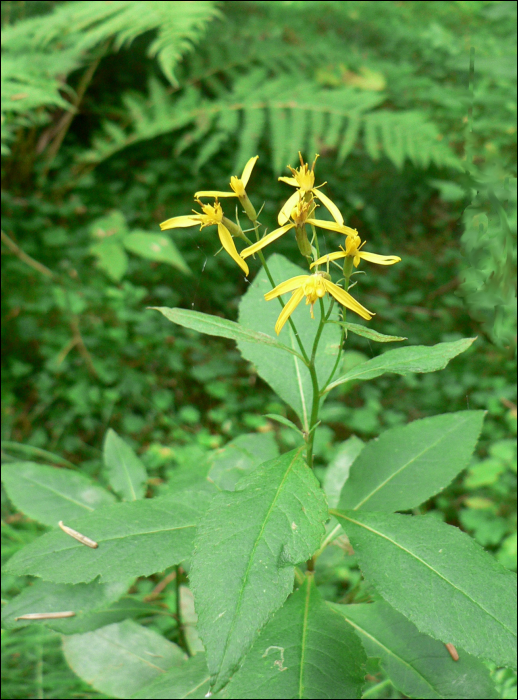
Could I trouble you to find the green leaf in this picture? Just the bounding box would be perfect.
[151,306,305,361]
[207,432,279,491]
[4,491,211,584]
[103,429,147,501]
[1,441,75,468]
[90,239,129,282]
[1,462,115,526]
[225,575,366,699]
[332,510,517,670]
[338,322,407,343]
[264,414,304,436]
[338,411,485,512]
[325,338,476,392]
[190,449,328,692]
[332,601,498,699]
[51,597,155,635]
[323,436,364,509]
[132,653,211,699]
[238,255,341,431]
[62,620,186,698]
[123,230,190,274]
[1,578,129,632]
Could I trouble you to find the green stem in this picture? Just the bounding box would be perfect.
[304,298,327,468]
[251,220,311,366]
[322,257,354,390]
[175,565,191,656]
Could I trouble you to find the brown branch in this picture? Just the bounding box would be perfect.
[1,230,55,278]
[2,230,98,377]
[41,43,109,178]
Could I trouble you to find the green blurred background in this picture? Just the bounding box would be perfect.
[2,1,516,697]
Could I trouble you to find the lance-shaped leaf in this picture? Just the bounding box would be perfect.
[1,578,129,632]
[332,510,517,670]
[331,601,498,699]
[1,441,75,468]
[238,255,341,432]
[1,461,115,526]
[323,436,364,509]
[103,429,147,501]
[337,321,407,343]
[207,432,279,491]
[123,231,190,274]
[4,491,211,584]
[325,338,476,392]
[132,653,211,699]
[225,575,366,699]
[190,449,328,692]
[151,306,305,360]
[62,620,186,698]
[338,411,485,513]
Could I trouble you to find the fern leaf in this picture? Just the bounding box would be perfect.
[308,109,326,159]
[285,108,308,167]
[234,107,266,173]
[363,114,381,161]
[337,114,361,164]
[325,112,345,150]
[269,108,290,174]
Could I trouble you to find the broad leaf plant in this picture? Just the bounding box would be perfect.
[2,154,516,699]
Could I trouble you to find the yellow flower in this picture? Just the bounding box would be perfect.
[265,272,374,335]
[195,156,259,221]
[278,153,344,226]
[160,200,249,275]
[240,196,316,259]
[311,232,401,269]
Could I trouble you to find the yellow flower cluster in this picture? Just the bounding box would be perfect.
[160,153,401,335]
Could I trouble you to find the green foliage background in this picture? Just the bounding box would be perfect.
[1,1,516,697]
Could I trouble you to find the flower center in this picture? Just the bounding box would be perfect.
[302,274,327,317]
[196,200,224,227]
[230,176,246,197]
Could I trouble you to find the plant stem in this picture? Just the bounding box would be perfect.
[41,42,109,179]
[304,298,328,468]
[251,221,311,366]
[175,565,191,656]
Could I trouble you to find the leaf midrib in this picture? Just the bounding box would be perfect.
[328,340,471,388]
[14,474,99,512]
[334,512,515,637]
[352,415,471,510]
[331,606,439,695]
[217,449,304,683]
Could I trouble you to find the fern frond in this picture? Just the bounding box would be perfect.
[12,0,220,86]
[1,0,219,153]
[80,74,461,174]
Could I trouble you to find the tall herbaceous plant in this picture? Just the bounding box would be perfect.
[2,155,516,699]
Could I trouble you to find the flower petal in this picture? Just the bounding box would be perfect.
[241,223,294,259]
[359,251,402,265]
[195,190,237,198]
[240,156,259,187]
[312,189,344,225]
[323,280,374,320]
[264,275,310,301]
[274,287,306,335]
[217,223,249,276]
[278,176,299,187]
[278,191,300,225]
[160,215,200,230]
[310,251,347,268]
[306,218,357,236]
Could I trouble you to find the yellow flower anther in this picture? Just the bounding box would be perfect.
[264,272,374,335]
[278,153,344,227]
[160,199,249,276]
